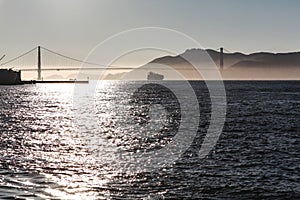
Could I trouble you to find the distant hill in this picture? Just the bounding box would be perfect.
[45,74,65,80]
[98,49,300,80]
[145,49,300,80]
[149,48,300,68]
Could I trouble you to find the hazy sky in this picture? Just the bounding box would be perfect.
[1,0,300,66]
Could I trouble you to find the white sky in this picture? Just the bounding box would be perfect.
[1,0,300,79]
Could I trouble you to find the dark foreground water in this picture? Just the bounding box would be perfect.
[0,81,299,199]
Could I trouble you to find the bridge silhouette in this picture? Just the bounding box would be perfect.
[0,46,139,80]
[0,46,228,80]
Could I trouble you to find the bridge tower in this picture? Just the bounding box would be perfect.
[220,47,224,70]
[37,46,42,80]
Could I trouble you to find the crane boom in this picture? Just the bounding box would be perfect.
[0,55,5,62]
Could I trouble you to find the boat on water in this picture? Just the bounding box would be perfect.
[147,72,164,80]
[0,69,22,85]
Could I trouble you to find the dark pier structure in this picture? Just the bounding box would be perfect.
[0,69,22,85]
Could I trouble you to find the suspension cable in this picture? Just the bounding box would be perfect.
[41,46,123,68]
[0,47,37,67]
[215,48,231,53]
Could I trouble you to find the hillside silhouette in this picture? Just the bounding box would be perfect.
[150,49,300,68]
[102,49,300,80]
[145,49,300,80]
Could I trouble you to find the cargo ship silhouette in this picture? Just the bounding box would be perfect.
[147,72,164,80]
[0,55,22,85]
[0,69,22,85]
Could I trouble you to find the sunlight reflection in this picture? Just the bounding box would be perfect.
[24,83,115,199]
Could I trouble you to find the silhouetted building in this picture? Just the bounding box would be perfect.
[0,69,21,85]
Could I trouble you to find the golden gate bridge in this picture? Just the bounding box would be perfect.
[0,46,140,80]
[0,46,228,80]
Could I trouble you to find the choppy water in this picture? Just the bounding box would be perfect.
[0,81,299,199]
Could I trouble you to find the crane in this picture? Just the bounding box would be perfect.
[0,55,5,62]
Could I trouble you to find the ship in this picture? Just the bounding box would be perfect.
[0,69,22,85]
[147,72,164,80]
[0,54,22,85]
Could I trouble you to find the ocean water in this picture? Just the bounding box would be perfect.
[0,81,299,199]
